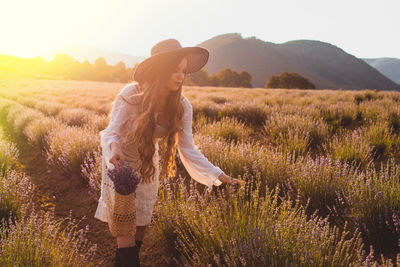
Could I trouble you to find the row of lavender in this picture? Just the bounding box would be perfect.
[0,95,104,197]
[0,126,97,266]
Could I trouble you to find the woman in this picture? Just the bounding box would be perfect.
[94,39,245,267]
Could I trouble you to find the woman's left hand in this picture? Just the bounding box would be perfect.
[217,173,246,186]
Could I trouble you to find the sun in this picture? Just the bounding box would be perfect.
[0,0,117,58]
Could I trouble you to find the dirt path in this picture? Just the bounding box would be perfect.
[11,134,170,267]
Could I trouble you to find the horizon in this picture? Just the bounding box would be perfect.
[4,35,400,62]
[1,0,399,60]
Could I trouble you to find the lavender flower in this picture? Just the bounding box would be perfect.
[106,160,142,195]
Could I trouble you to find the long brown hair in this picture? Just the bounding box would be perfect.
[120,53,186,183]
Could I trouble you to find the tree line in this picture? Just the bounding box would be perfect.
[0,54,135,83]
[265,72,316,89]
[0,54,316,89]
[183,68,252,87]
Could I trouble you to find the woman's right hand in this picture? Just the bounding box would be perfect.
[217,173,246,186]
[109,142,125,171]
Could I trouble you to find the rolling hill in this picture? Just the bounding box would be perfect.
[197,33,399,90]
[363,58,400,84]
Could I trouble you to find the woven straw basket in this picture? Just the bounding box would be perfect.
[106,189,136,237]
[103,155,142,237]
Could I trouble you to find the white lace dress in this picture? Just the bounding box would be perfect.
[94,83,224,227]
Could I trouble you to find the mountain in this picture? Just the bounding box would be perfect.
[44,45,146,67]
[197,33,399,90]
[363,58,400,84]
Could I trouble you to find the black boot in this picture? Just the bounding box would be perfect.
[114,247,122,267]
[135,240,143,267]
[117,246,138,267]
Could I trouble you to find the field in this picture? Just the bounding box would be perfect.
[1,78,400,266]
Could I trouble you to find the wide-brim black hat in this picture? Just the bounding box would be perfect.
[133,38,209,82]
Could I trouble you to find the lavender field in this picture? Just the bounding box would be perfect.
[1,78,400,266]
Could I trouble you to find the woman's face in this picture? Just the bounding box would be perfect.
[165,56,188,91]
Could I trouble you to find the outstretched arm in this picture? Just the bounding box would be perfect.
[177,97,245,189]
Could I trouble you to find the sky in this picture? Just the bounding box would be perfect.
[1,0,399,59]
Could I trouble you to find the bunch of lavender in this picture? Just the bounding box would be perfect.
[106,160,142,195]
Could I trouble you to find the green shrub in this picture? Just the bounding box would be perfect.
[322,128,374,170]
[0,170,33,226]
[0,138,18,176]
[193,134,294,193]
[263,112,329,156]
[46,125,99,176]
[0,205,97,267]
[192,102,269,128]
[345,158,400,256]
[286,155,359,220]
[57,108,96,127]
[317,103,358,133]
[23,117,61,151]
[208,96,227,104]
[361,121,396,159]
[386,111,400,133]
[195,115,253,143]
